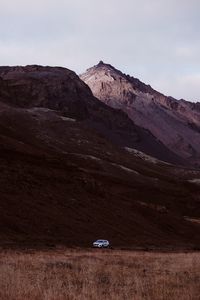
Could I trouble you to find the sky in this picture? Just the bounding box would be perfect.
[0,0,200,102]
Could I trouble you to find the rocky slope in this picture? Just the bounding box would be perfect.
[81,61,200,166]
[1,105,200,249]
[0,65,200,249]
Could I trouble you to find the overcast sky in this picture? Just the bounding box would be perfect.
[0,0,200,101]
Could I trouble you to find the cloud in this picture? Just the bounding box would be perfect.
[0,0,199,101]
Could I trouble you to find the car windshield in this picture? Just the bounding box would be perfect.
[96,240,104,243]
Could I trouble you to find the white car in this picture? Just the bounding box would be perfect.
[93,239,110,248]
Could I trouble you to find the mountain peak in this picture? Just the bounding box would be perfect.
[94,60,116,71]
[81,63,200,166]
[97,60,105,66]
[81,62,157,96]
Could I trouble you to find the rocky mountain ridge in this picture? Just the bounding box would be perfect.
[80,61,200,166]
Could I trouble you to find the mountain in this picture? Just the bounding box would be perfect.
[80,61,200,166]
[0,65,183,165]
[0,65,200,249]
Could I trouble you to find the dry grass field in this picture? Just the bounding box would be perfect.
[0,249,199,300]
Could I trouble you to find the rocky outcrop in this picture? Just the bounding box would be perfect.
[80,61,200,166]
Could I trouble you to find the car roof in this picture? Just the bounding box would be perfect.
[96,239,108,242]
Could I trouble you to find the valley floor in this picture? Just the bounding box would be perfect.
[0,249,199,300]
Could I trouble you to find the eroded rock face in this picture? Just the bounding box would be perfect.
[80,61,200,166]
[0,65,183,164]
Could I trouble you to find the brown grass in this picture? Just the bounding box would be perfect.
[0,249,199,300]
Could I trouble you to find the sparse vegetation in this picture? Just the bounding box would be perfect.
[0,249,199,300]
